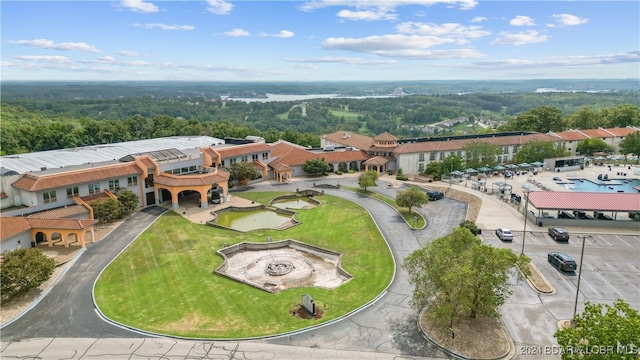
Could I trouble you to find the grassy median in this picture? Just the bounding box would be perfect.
[94,192,394,338]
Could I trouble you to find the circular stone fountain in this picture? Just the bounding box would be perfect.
[216,239,352,293]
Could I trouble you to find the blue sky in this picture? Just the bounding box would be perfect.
[1,0,638,81]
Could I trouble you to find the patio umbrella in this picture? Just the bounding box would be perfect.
[465,168,478,173]
[492,165,505,171]
[450,170,465,176]
[517,162,531,168]
[476,166,492,172]
[505,164,518,169]
[530,161,543,167]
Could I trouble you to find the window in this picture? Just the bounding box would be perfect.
[439,152,445,161]
[418,163,425,172]
[429,152,436,161]
[108,180,120,191]
[512,145,520,153]
[418,153,425,161]
[262,152,268,159]
[89,183,100,195]
[252,154,258,160]
[229,158,236,164]
[456,150,462,157]
[128,176,138,186]
[241,155,248,162]
[66,186,79,198]
[189,166,196,172]
[43,191,57,203]
[503,146,509,154]
[220,160,225,167]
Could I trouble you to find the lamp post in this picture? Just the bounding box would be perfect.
[572,234,592,326]
[520,190,530,255]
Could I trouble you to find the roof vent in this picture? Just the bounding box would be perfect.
[40,167,47,171]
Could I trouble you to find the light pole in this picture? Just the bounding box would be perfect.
[520,190,530,255]
[572,234,592,326]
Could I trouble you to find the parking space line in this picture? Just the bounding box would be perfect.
[590,270,625,299]
[615,235,638,248]
[589,235,611,247]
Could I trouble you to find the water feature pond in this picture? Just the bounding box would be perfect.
[271,198,313,209]
[214,209,293,232]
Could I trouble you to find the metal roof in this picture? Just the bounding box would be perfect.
[527,191,640,212]
[0,136,224,174]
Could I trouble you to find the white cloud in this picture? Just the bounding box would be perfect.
[322,34,483,58]
[284,56,396,65]
[8,39,101,53]
[206,0,233,15]
[552,14,589,26]
[1,61,14,67]
[224,28,251,37]
[13,55,71,63]
[510,15,536,26]
[471,51,639,70]
[133,23,195,31]
[491,30,548,46]
[396,22,490,39]
[336,9,397,21]
[300,0,478,12]
[119,0,159,13]
[471,16,487,23]
[273,30,295,38]
[118,50,140,57]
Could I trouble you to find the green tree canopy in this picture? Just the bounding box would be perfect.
[358,170,379,191]
[500,106,564,133]
[441,154,465,174]
[619,132,640,156]
[92,198,124,223]
[554,299,640,360]
[577,138,612,156]
[116,188,140,211]
[302,158,331,175]
[1,248,56,303]
[462,141,501,168]
[395,186,429,214]
[402,226,528,328]
[513,140,569,164]
[229,161,260,183]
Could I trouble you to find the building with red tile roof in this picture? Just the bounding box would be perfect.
[549,126,639,156]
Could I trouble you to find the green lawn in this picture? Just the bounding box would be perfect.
[94,192,394,338]
[329,109,362,121]
[342,186,426,228]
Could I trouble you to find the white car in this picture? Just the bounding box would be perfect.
[495,228,514,241]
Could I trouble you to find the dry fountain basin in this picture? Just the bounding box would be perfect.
[214,239,353,293]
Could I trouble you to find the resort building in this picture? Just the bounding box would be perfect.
[549,126,640,156]
[2,127,638,251]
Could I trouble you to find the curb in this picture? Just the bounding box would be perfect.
[518,262,556,295]
[417,307,514,360]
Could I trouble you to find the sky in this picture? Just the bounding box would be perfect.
[1,0,639,82]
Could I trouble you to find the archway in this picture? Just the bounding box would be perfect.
[34,232,47,247]
[338,162,348,172]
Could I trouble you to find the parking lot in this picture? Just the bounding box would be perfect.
[483,229,640,354]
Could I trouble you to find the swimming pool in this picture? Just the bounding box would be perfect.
[565,178,640,193]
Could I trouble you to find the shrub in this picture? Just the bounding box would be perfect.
[1,248,56,303]
[396,175,409,181]
[460,220,480,235]
[348,169,354,174]
[336,170,343,175]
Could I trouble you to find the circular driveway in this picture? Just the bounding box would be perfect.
[1,177,466,359]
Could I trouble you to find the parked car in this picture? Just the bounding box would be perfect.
[425,190,444,201]
[548,252,577,272]
[548,227,570,241]
[495,228,514,241]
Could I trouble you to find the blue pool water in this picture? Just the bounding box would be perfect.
[565,178,640,193]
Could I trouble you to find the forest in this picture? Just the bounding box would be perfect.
[1,81,639,156]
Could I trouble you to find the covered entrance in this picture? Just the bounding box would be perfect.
[153,170,230,210]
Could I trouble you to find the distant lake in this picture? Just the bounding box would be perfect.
[227,93,398,103]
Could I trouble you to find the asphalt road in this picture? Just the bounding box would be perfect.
[1,178,467,359]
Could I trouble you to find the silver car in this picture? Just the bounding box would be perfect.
[495,228,514,241]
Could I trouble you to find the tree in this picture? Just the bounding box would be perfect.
[358,170,379,191]
[441,154,465,174]
[402,226,526,328]
[302,157,331,175]
[424,161,443,178]
[462,141,501,168]
[116,188,139,211]
[91,198,124,222]
[0,248,56,303]
[459,220,480,236]
[396,186,428,214]
[554,299,640,360]
[513,140,569,164]
[620,132,640,156]
[500,106,565,133]
[577,138,612,156]
[229,161,260,183]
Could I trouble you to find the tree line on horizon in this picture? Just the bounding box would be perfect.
[1,92,639,156]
